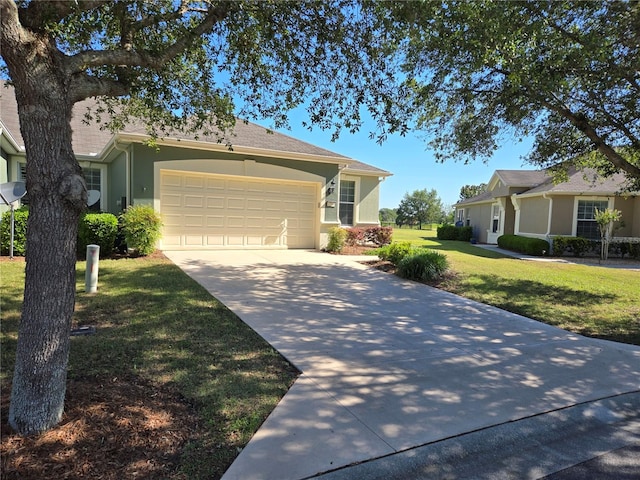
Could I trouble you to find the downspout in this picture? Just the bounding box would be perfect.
[113,142,130,209]
[543,193,553,252]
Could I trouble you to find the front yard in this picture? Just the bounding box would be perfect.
[392,228,640,346]
[1,234,638,478]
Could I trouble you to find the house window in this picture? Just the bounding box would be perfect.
[576,199,609,239]
[456,209,464,223]
[83,167,102,211]
[491,204,500,233]
[17,162,28,204]
[339,180,355,226]
[18,163,102,210]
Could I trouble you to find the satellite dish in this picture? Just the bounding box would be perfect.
[0,182,27,259]
[87,190,101,207]
[0,181,27,205]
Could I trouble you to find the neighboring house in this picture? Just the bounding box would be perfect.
[454,169,640,245]
[0,82,390,250]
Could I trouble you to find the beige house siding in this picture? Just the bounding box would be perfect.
[518,196,550,235]
[549,196,575,236]
[466,203,492,243]
[613,196,638,237]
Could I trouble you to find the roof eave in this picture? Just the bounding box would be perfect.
[115,132,354,165]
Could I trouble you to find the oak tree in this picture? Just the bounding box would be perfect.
[383,0,640,188]
[0,0,397,435]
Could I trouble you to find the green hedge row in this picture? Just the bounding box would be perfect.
[436,224,473,241]
[1,205,162,257]
[553,236,640,259]
[497,234,549,256]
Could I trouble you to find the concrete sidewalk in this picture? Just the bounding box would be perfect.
[165,250,640,480]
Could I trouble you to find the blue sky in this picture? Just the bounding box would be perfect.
[254,111,535,210]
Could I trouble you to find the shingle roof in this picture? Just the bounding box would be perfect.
[0,81,390,176]
[495,169,550,187]
[523,168,634,196]
[456,167,636,206]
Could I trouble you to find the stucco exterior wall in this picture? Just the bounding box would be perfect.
[613,196,637,237]
[549,196,575,236]
[466,203,492,243]
[518,196,550,234]
[354,175,381,225]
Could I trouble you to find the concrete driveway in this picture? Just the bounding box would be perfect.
[164,250,640,480]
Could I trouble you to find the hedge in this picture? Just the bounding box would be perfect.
[78,213,119,258]
[119,204,163,256]
[0,206,28,256]
[437,224,473,241]
[497,234,549,256]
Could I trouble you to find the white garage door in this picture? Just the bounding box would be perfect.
[160,170,317,249]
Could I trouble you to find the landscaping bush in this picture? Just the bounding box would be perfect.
[0,206,28,256]
[498,234,549,256]
[326,227,348,253]
[615,240,640,260]
[397,250,450,282]
[345,227,365,246]
[345,226,393,247]
[552,236,593,257]
[365,226,393,246]
[119,204,162,256]
[437,224,473,241]
[377,241,414,265]
[78,212,118,257]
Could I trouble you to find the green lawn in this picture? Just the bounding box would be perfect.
[0,257,298,478]
[391,228,640,345]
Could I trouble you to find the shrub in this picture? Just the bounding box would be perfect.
[78,213,118,257]
[119,204,163,256]
[437,224,473,241]
[365,226,393,246]
[616,241,640,260]
[345,227,365,247]
[552,236,593,257]
[498,234,549,256]
[0,206,28,256]
[326,227,348,253]
[345,226,393,247]
[397,250,450,282]
[377,241,414,265]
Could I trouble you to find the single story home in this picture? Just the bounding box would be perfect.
[0,82,391,250]
[454,169,640,245]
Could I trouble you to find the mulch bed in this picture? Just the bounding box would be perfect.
[1,376,202,480]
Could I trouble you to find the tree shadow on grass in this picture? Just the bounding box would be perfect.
[418,237,510,259]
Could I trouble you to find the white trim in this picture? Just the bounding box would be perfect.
[543,193,553,237]
[511,194,521,236]
[571,196,613,237]
[338,175,359,226]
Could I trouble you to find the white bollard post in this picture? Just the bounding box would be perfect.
[85,244,100,293]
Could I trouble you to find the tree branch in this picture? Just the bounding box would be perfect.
[66,2,232,74]
[540,98,640,178]
[18,0,108,31]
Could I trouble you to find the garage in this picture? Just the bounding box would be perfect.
[159,170,318,249]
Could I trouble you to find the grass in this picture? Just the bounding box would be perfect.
[390,229,640,346]
[0,256,298,478]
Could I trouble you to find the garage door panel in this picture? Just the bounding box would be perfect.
[185,176,205,189]
[227,197,245,210]
[160,170,316,249]
[184,195,204,208]
[207,196,225,209]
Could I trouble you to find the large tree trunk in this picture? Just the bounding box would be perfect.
[8,77,87,435]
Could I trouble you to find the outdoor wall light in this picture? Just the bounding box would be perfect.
[326,180,336,196]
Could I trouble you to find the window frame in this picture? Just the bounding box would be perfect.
[573,197,612,240]
[338,177,357,226]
